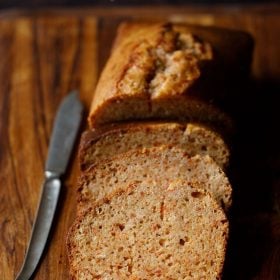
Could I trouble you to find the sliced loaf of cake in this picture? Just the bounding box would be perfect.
[79,122,230,171]
[78,146,232,212]
[68,180,228,279]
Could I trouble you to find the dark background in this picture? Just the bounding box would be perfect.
[0,0,279,9]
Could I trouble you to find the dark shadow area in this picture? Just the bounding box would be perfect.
[223,78,280,279]
[0,0,277,10]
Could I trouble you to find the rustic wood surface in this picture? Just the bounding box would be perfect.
[0,5,279,279]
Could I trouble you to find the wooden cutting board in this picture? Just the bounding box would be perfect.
[0,5,280,279]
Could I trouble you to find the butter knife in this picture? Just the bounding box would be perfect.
[16,91,83,280]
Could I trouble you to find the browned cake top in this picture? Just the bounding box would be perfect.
[91,22,213,107]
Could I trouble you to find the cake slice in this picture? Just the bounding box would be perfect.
[79,122,230,171]
[68,180,228,279]
[78,146,232,212]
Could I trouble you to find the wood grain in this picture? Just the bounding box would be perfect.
[0,6,279,279]
[0,16,98,279]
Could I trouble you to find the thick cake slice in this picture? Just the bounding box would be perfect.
[78,146,232,212]
[68,181,228,279]
[79,122,230,171]
[88,22,253,134]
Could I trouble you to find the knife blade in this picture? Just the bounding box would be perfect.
[16,91,83,280]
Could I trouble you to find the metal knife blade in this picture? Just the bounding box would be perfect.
[16,91,83,280]
[46,91,83,174]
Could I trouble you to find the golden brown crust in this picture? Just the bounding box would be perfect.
[115,21,253,89]
[88,22,253,131]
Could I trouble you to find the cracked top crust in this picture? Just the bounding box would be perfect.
[116,23,212,99]
[88,22,253,130]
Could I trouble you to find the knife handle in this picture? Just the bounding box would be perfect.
[16,172,61,280]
